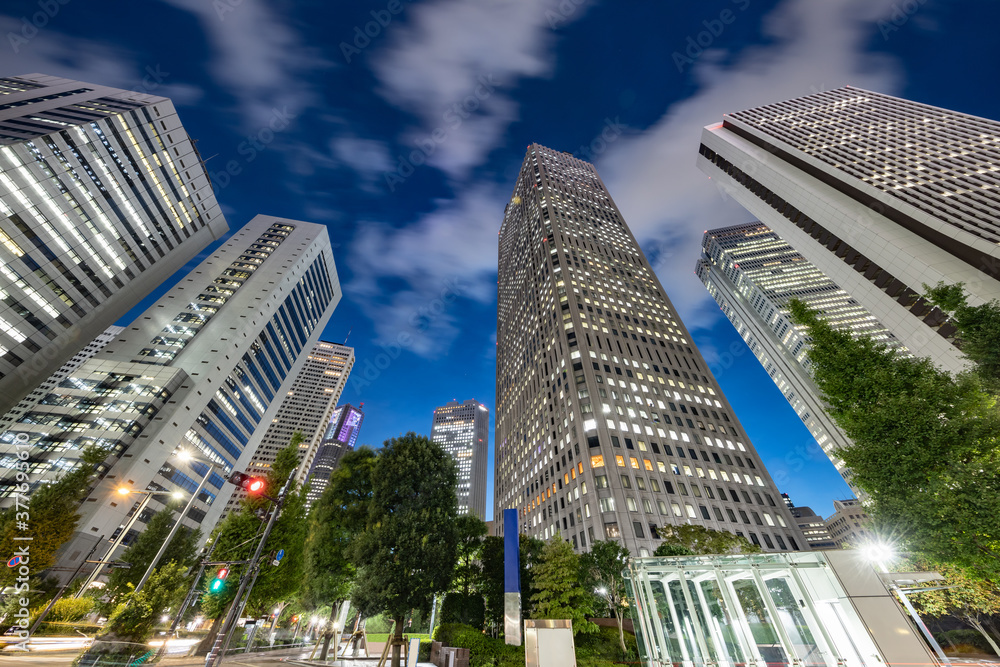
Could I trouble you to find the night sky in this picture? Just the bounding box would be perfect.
[3,0,998,519]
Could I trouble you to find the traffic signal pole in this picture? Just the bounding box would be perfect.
[205,470,295,667]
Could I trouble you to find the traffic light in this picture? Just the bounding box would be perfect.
[210,566,229,592]
[227,471,265,494]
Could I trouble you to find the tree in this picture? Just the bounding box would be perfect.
[907,561,1000,656]
[301,447,377,660]
[478,536,505,636]
[349,433,460,667]
[925,282,1000,386]
[102,503,201,609]
[0,446,107,586]
[788,297,1000,579]
[99,561,189,643]
[519,534,546,618]
[580,540,631,653]
[530,534,596,635]
[653,524,760,556]
[453,515,488,596]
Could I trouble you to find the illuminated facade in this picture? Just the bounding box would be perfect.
[0,74,228,414]
[304,402,365,506]
[824,498,871,548]
[695,223,900,493]
[697,86,1000,374]
[224,341,354,513]
[431,399,489,519]
[0,215,339,570]
[495,144,805,555]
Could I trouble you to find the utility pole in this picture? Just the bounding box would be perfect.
[204,470,295,667]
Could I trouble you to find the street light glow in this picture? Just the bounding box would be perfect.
[861,542,894,565]
[117,487,130,495]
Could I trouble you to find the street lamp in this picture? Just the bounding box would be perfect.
[133,450,226,595]
[74,487,181,599]
[862,541,950,666]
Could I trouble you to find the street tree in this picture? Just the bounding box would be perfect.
[0,446,107,587]
[924,282,1000,386]
[99,561,189,644]
[102,503,201,610]
[788,297,1000,579]
[581,540,631,653]
[530,534,596,635]
[349,433,460,667]
[653,524,760,556]
[907,561,1000,656]
[302,447,376,660]
[478,536,505,636]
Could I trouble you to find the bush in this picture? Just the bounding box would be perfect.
[441,592,486,630]
[35,596,93,623]
[576,625,638,666]
[434,623,523,667]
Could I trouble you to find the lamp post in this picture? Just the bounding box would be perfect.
[133,450,224,595]
[862,542,951,666]
[75,487,182,599]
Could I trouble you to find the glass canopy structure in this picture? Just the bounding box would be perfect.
[625,551,937,667]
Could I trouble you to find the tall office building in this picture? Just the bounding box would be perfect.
[824,498,872,548]
[695,222,901,493]
[303,403,364,507]
[0,325,123,435]
[0,74,228,413]
[223,341,354,513]
[0,215,339,573]
[495,144,805,555]
[431,399,489,520]
[788,505,837,550]
[697,86,1000,375]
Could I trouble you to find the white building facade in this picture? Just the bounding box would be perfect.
[431,399,489,520]
[495,144,806,555]
[0,74,228,413]
[697,86,1000,375]
[0,215,339,572]
[695,222,901,494]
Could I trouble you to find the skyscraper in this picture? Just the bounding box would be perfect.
[224,341,354,514]
[695,222,900,493]
[0,74,228,413]
[697,86,1000,375]
[495,144,805,555]
[0,215,339,573]
[431,399,489,520]
[304,402,364,507]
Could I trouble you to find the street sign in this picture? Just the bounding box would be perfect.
[109,562,132,569]
[275,549,284,562]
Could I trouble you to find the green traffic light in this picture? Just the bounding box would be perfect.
[210,579,224,592]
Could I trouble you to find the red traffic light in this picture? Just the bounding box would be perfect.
[217,567,229,580]
[227,471,266,494]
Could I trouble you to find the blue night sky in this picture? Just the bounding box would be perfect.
[2,0,998,519]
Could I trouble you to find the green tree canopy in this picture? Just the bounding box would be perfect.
[100,561,189,643]
[349,432,460,667]
[530,534,596,636]
[788,297,1000,579]
[925,282,1000,387]
[906,560,1000,656]
[302,447,376,660]
[580,540,631,653]
[452,514,487,596]
[653,524,760,557]
[102,503,200,609]
[478,536,505,636]
[0,445,107,586]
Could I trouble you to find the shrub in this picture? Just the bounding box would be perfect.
[434,623,523,667]
[36,596,93,623]
[938,629,997,654]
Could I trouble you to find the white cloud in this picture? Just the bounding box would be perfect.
[159,0,330,130]
[372,0,594,179]
[331,137,394,191]
[347,185,503,356]
[597,0,904,331]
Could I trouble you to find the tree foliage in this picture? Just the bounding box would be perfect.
[0,446,107,586]
[101,561,188,643]
[530,534,596,635]
[102,503,200,609]
[348,432,460,667]
[788,297,1000,579]
[906,560,1000,656]
[653,524,760,556]
[302,447,376,660]
[925,282,1000,387]
[580,540,631,653]
[453,515,488,596]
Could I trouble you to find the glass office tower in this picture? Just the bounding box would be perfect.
[495,144,805,555]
